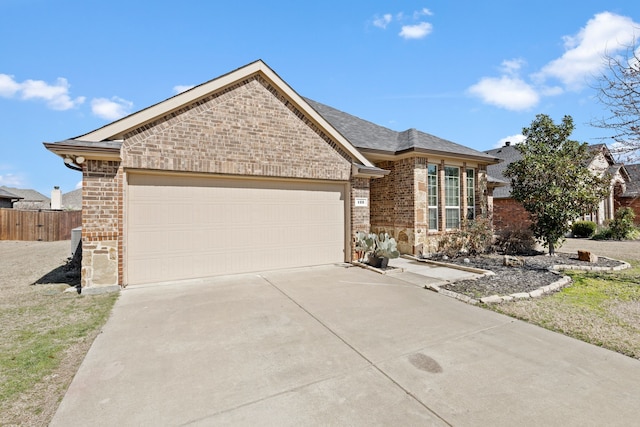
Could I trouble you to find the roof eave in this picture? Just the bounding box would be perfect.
[359,147,501,164]
[43,141,122,161]
[352,164,390,179]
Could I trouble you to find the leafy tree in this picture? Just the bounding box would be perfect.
[592,41,640,162]
[505,114,610,255]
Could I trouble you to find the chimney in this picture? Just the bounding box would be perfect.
[51,186,62,210]
[505,141,511,147]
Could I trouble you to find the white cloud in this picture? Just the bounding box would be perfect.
[0,74,84,110]
[75,180,83,190]
[469,12,639,111]
[91,97,133,120]
[399,22,433,40]
[0,172,26,187]
[173,84,195,94]
[413,8,433,19]
[373,13,392,29]
[468,76,540,111]
[500,58,526,76]
[535,12,639,90]
[0,74,21,97]
[494,134,526,148]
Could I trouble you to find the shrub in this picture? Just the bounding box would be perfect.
[610,207,636,240]
[591,227,612,240]
[436,219,494,258]
[572,220,597,238]
[495,226,537,255]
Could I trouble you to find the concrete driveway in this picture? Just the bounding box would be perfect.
[51,265,640,426]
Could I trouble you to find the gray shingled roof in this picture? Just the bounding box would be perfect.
[305,98,500,162]
[0,187,23,200]
[622,164,640,197]
[62,188,82,210]
[0,186,50,209]
[484,144,521,198]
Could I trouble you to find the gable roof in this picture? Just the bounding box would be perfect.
[483,144,522,198]
[622,164,640,197]
[305,98,500,164]
[0,187,23,200]
[0,186,50,209]
[62,188,82,210]
[45,60,375,170]
[485,143,632,199]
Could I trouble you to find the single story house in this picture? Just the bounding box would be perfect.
[45,60,500,289]
[0,187,23,208]
[0,186,50,210]
[485,142,630,231]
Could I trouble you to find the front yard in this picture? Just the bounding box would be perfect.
[492,261,640,359]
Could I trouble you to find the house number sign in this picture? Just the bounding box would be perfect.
[355,197,368,207]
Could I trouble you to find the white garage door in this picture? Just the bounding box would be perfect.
[126,173,347,285]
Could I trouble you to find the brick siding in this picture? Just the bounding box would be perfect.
[493,198,532,231]
[80,74,365,287]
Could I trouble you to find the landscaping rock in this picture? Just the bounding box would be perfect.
[578,250,598,263]
[503,255,524,267]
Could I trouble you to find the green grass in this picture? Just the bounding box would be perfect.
[492,261,640,359]
[0,289,118,412]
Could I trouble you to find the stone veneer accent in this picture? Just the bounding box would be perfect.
[80,74,367,288]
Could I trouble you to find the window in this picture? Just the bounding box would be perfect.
[428,164,438,230]
[444,166,460,229]
[466,168,475,220]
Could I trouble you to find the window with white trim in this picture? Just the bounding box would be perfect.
[427,164,438,230]
[444,166,460,229]
[466,168,475,220]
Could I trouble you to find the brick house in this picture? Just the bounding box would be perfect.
[615,163,640,223]
[45,60,500,289]
[485,142,631,231]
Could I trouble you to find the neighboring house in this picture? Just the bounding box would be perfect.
[44,60,500,289]
[61,188,82,210]
[0,186,50,210]
[485,142,630,231]
[616,164,640,223]
[0,187,23,208]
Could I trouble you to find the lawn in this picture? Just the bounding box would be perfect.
[491,260,640,359]
[0,241,118,426]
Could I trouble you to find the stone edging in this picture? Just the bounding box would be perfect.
[425,255,631,305]
[351,261,404,275]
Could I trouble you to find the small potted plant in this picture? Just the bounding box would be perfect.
[368,232,400,268]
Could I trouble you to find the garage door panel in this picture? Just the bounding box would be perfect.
[127,174,346,285]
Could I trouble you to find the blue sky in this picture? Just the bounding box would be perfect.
[1,0,639,195]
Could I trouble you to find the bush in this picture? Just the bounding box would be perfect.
[572,220,597,238]
[610,207,636,240]
[495,226,537,255]
[436,218,494,258]
[592,227,613,240]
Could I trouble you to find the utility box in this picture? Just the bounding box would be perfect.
[71,227,82,257]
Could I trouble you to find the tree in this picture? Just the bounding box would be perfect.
[592,41,640,162]
[505,114,610,255]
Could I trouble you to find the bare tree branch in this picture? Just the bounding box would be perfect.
[591,38,640,162]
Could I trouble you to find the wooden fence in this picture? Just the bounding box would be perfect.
[0,208,82,241]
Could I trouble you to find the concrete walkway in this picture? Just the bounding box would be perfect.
[51,265,640,426]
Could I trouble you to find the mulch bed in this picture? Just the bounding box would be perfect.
[431,252,626,299]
